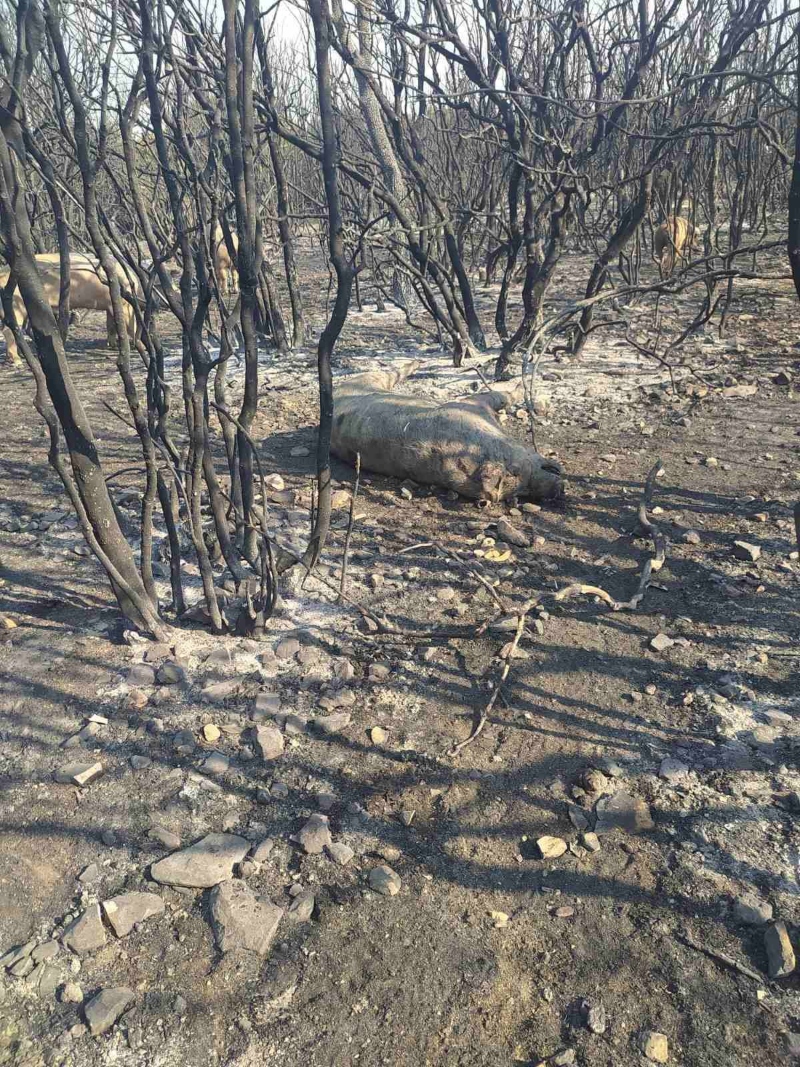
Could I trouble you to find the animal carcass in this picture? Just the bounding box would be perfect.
[1,252,138,365]
[331,364,564,502]
[654,215,695,276]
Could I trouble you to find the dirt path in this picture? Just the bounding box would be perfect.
[1,251,799,1066]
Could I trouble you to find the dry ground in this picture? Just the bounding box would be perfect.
[1,246,799,1067]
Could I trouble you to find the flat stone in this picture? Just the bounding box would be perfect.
[682,530,702,545]
[201,751,230,776]
[537,836,568,859]
[594,791,654,835]
[9,956,34,977]
[765,921,795,978]
[286,890,315,924]
[62,905,107,955]
[581,832,601,853]
[275,638,301,661]
[733,893,773,927]
[33,963,59,997]
[130,755,152,770]
[496,518,529,547]
[568,805,590,831]
[201,680,240,703]
[659,758,690,784]
[78,862,100,884]
[31,941,59,964]
[0,941,35,969]
[150,833,250,888]
[54,762,103,787]
[102,892,165,938]
[84,987,135,1036]
[650,633,674,653]
[326,842,355,866]
[127,663,156,687]
[250,838,275,863]
[149,826,181,850]
[641,1031,669,1063]
[157,661,185,685]
[209,880,283,955]
[252,691,281,720]
[295,814,332,855]
[254,725,284,761]
[315,712,351,734]
[733,540,761,563]
[369,865,401,896]
[583,1000,607,1034]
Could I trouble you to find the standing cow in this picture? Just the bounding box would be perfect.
[1,252,139,365]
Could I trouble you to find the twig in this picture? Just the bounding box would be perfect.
[338,452,360,602]
[676,933,767,985]
[449,605,529,757]
[553,460,666,612]
[397,541,435,555]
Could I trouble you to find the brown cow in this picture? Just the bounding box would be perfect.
[654,215,695,276]
[212,222,239,296]
[1,252,139,365]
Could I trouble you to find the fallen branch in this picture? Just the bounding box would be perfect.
[449,603,531,757]
[677,932,767,985]
[554,460,666,612]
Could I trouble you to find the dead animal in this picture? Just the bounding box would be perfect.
[331,363,564,502]
[654,215,696,276]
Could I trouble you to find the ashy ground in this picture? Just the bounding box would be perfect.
[1,248,800,1067]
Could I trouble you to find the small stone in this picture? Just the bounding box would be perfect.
[31,941,59,964]
[537,836,568,859]
[201,680,240,703]
[733,540,761,563]
[253,725,285,761]
[84,987,135,1036]
[252,691,281,720]
[641,1031,669,1063]
[554,906,575,918]
[650,633,674,653]
[295,814,332,855]
[173,994,187,1015]
[316,792,336,812]
[9,956,34,977]
[201,751,230,776]
[203,724,222,743]
[62,905,107,954]
[594,791,654,835]
[290,446,310,458]
[733,894,773,927]
[399,809,415,827]
[659,758,690,784]
[209,880,283,955]
[156,661,185,684]
[78,862,100,884]
[369,865,401,896]
[0,941,35,969]
[552,1052,576,1067]
[250,838,275,863]
[583,1000,607,1034]
[54,761,103,787]
[130,755,152,770]
[496,518,529,547]
[315,712,352,735]
[326,842,355,866]
[33,963,59,997]
[286,890,315,924]
[102,892,165,938]
[127,663,156,687]
[579,768,608,794]
[682,530,701,545]
[581,832,601,853]
[765,921,795,978]
[126,689,150,710]
[101,830,117,847]
[150,833,250,888]
[773,369,792,386]
[60,981,84,1004]
[275,638,301,661]
[266,473,285,491]
[149,826,181,850]
[568,806,589,831]
[370,726,388,745]
[705,456,719,468]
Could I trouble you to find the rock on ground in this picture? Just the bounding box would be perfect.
[102,892,165,938]
[84,987,135,1036]
[765,921,795,978]
[537,836,568,859]
[254,725,285,761]
[641,1031,670,1063]
[295,814,332,855]
[369,865,401,896]
[209,880,283,955]
[62,905,107,954]
[594,791,654,834]
[150,833,250,888]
